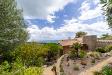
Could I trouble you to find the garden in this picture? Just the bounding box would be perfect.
[0,0,63,75]
[60,43,112,75]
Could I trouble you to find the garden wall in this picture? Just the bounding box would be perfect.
[97,40,112,48]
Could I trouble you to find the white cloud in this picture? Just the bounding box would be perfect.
[24,0,111,41]
[94,0,100,5]
[27,18,111,41]
[79,0,102,20]
[17,0,74,22]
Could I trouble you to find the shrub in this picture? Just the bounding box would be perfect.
[0,61,43,75]
[60,65,64,72]
[79,50,87,58]
[69,50,86,58]
[101,65,112,75]
[87,52,101,59]
[24,67,43,75]
[94,65,112,75]
[69,49,78,59]
[95,47,106,53]
[11,67,43,75]
[105,45,112,52]
[96,45,112,53]
[45,43,63,61]
[60,72,66,75]
[12,42,48,67]
[74,64,80,70]
[72,43,82,57]
[109,50,112,56]
[94,71,102,75]
[0,60,24,75]
[0,61,11,73]
[91,59,96,64]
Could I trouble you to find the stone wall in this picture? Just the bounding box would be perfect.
[97,40,112,48]
[82,35,97,50]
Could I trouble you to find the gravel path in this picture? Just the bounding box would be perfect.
[56,55,65,75]
[43,55,65,75]
[79,56,112,75]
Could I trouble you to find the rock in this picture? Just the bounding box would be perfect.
[80,60,87,65]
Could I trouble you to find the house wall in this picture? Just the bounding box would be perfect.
[63,46,71,54]
[82,35,97,50]
[97,40,112,47]
[59,35,112,53]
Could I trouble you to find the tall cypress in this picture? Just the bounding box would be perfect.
[0,0,28,50]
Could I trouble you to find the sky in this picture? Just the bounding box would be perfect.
[17,0,111,41]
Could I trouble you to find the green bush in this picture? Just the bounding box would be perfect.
[101,65,112,75]
[87,52,101,59]
[91,59,96,64]
[105,45,112,52]
[0,61,43,75]
[96,45,112,53]
[0,61,11,73]
[0,60,23,75]
[95,47,106,53]
[45,43,63,61]
[24,67,43,75]
[69,50,86,58]
[94,65,112,75]
[69,49,77,58]
[94,71,102,75]
[12,42,48,67]
[79,50,87,58]
[60,65,64,72]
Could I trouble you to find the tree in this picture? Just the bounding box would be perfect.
[100,33,112,40]
[45,43,63,61]
[75,31,87,38]
[72,43,82,58]
[12,42,49,67]
[0,0,28,50]
[100,0,112,28]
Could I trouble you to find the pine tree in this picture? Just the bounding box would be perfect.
[100,0,112,28]
[0,0,28,50]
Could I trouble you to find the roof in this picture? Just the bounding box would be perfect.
[59,38,83,46]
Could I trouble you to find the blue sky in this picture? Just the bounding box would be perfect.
[17,0,111,41]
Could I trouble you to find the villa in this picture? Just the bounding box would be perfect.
[59,35,112,53]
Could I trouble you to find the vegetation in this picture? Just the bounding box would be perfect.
[94,65,112,75]
[96,45,112,53]
[75,31,87,38]
[79,50,87,58]
[69,49,86,59]
[0,0,64,75]
[45,43,63,61]
[87,52,101,59]
[72,43,82,58]
[105,45,112,52]
[95,47,106,53]
[74,64,80,70]
[69,49,78,58]
[91,59,96,64]
[0,60,43,75]
[100,0,112,28]
[100,33,112,40]
[12,42,48,67]
[0,0,28,51]
[69,43,87,59]
[0,42,63,75]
